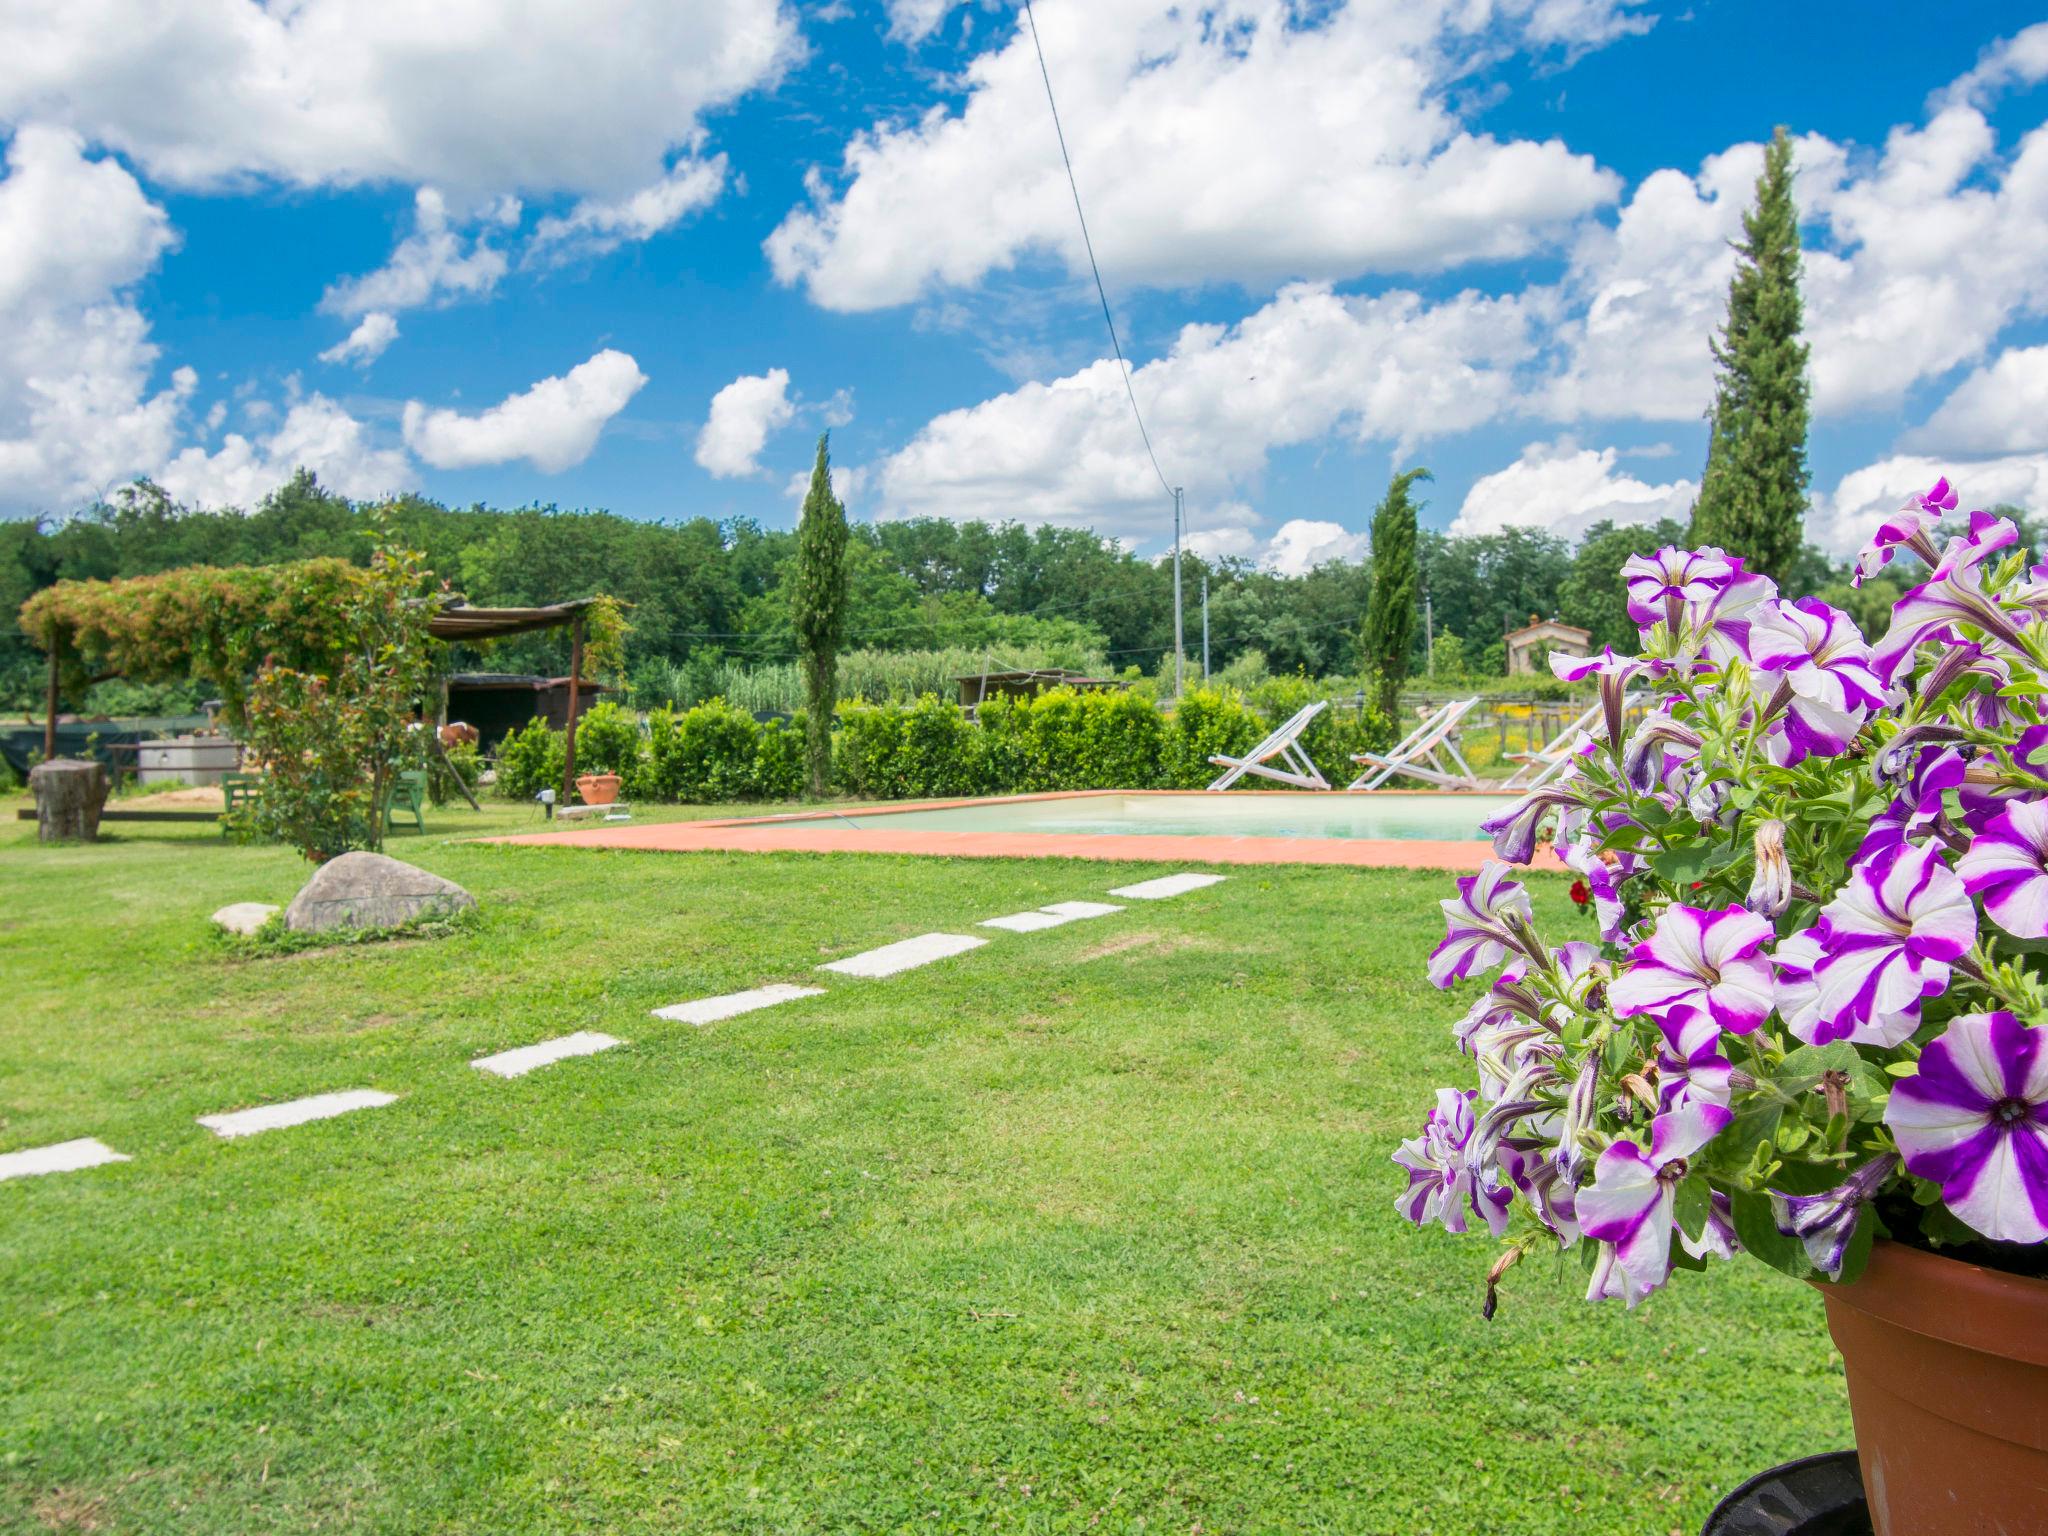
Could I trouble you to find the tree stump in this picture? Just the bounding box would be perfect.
[28,758,109,843]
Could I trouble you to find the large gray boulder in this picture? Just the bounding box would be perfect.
[284,851,475,934]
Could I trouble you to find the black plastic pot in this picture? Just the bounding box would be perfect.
[1702,1452,1871,1536]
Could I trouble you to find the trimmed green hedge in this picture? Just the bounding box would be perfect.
[493,686,1392,804]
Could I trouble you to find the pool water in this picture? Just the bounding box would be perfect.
[802,792,1512,842]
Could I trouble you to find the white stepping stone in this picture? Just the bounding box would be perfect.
[198,1089,397,1140]
[1041,901,1123,919]
[0,1137,130,1182]
[651,983,824,1026]
[1109,872,1227,900]
[211,901,279,936]
[980,900,1124,932]
[472,1030,621,1079]
[979,909,1071,933]
[819,932,987,978]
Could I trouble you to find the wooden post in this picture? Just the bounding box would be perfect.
[561,616,583,804]
[43,631,59,763]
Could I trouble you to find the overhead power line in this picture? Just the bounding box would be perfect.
[1021,0,1174,503]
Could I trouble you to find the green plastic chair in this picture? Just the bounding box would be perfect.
[220,771,261,834]
[385,769,428,833]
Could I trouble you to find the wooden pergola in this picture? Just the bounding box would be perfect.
[424,599,607,803]
[35,594,610,806]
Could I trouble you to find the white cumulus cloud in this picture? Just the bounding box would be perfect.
[321,188,509,318]
[866,281,1538,548]
[402,349,648,473]
[1907,345,2048,457]
[0,1,801,199]
[529,153,726,264]
[1451,439,1696,539]
[1261,519,1370,576]
[696,368,798,478]
[157,394,412,510]
[0,125,185,514]
[769,0,1621,310]
[318,311,399,368]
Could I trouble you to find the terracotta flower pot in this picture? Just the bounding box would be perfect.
[575,772,621,806]
[1816,1239,2048,1535]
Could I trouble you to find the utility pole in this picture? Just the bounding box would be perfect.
[1201,569,1210,680]
[1171,486,1185,699]
[1423,586,1434,679]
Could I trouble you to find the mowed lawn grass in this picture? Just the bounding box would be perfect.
[0,797,1850,1535]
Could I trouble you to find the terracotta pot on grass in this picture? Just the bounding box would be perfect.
[1816,1240,2048,1535]
[575,772,621,806]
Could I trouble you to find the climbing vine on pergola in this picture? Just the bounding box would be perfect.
[19,559,381,731]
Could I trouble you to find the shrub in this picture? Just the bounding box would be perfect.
[753,716,805,801]
[495,716,565,801]
[572,700,642,780]
[1161,687,1264,787]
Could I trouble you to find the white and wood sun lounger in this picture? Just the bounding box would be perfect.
[1347,696,1482,791]
[1206,700,1331,791]
[1500,698,1603,791]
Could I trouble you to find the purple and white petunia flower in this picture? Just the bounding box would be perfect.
[1885,1012,2048,1245]
[1623,547,1735,628]
[1559,833,1629,942]
[1955,797,2048,940]
[1394,1088,1515,1237]
[1609,904,1776,1037]
[1683,1189,1741,1263]
[1928,509,2020,583]
[1770,1156,1896,1278]
[1749,598,1887,763]
[1429,861,1536,989]
[1480,784,1586,866]
[1699,565,1779,667]
[1656,1009,1734,1111]
[1872,553,2031,687]
[1499,1139,1580,1245]
[1578,1102,1733,1306]
[1853,476,1955,587]
[1801,840,1976,1047]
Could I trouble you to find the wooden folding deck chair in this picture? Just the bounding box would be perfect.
[1206,700,1331,791]
[1498,692,1646,790]
[1346,696,1482,790]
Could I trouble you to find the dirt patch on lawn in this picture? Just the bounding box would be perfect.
[32,1487,109,1531]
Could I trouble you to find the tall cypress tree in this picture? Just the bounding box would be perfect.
[790,433,849,798]
[1688,126,1811,581]
[1363,468,1429,717]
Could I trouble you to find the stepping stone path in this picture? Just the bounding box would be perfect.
[819,932,986,978]
[0,1137,130,1182]
[472,1031,620,1079]
[652,983,824,1025]
[980,900,1123,932]
[198,1089,398,1139]
[212,901,279,936]
[22,874,1227,1186]
[1109,872,1226,900]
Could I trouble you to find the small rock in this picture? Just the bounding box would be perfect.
[283,851,476,934]
[212,901,279,936]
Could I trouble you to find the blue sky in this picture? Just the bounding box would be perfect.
[2,0,2046,569]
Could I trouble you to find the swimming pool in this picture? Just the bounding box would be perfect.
[814,792,1511,840]
[502,790,1524,870]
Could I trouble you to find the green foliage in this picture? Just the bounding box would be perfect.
[1160,687,1264,788]
[237,528,442,862]
[19,555,383,729]
[1363,469,1429,715]
[639,700,763,802]
[494,717,565,802]
[751,716,805,801]
[791,434,850,797]
[1689,126,1811,581]
[571,700,642,779]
